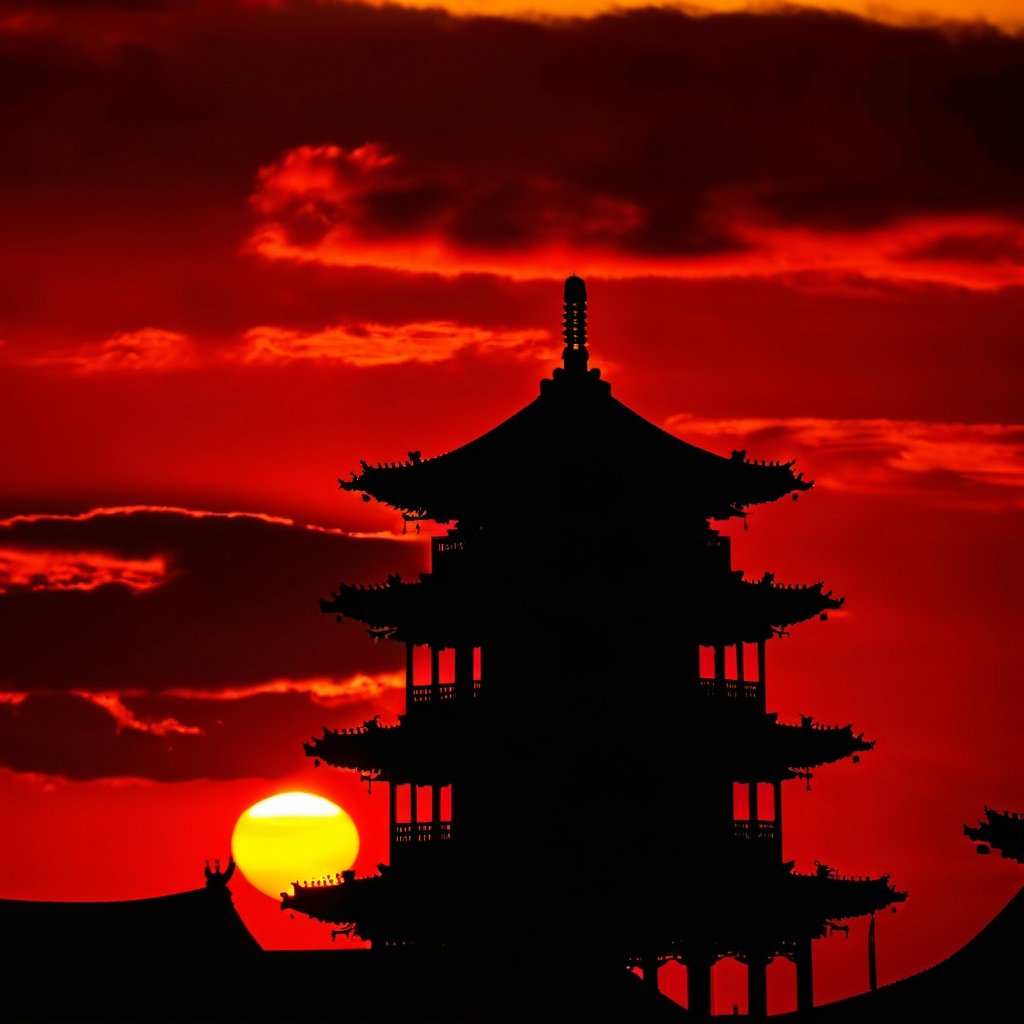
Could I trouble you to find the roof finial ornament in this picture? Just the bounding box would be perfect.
[561,274,589,375]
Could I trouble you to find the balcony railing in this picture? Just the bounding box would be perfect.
[392,821,453,844]
[732,819,778,842]
[432,536,467,556]
[700,677,763,702]
[409,681,481,705]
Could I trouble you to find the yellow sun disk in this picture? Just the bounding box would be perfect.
[231,792,360,899]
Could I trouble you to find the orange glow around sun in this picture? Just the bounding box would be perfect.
[231,792,359,900]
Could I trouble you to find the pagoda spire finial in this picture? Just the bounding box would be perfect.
[561,274,589,374]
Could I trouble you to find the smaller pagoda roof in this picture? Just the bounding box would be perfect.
[965,808,1024,863]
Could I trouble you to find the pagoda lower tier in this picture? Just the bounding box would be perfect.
[282,858,905,955]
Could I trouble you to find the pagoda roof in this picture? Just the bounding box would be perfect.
[304,705,870,781]
[341,370,811,524]
[320,569,842,646]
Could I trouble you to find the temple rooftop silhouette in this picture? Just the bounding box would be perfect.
[4,277,1021,1023]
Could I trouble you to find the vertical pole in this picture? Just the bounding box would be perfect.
[749,782,759,824]
[868,913,878,992]
[431,646,440,701]
[795,937,814,1013]
[736,643,745,683]
[747,953,768,1019]
[688,952,713,1019]
[410,782,418,839]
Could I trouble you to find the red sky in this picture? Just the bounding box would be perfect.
[1,0,1022,1013]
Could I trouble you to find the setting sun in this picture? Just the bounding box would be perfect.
[231,792,359,900]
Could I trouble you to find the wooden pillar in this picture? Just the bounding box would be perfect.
[687,952,713,1018]
[757,639,767,710]
[642,953,660,994]
[409,782,418,833]
[795,937,813,1013]
[388,782,397,861]
[773,779,783,860]
[749,782,759,824]
[747,953,768,1019]
[713,644,726,681]
[432,783,442,840]
[405,642,414,707]
[430,646,440,701]
[455,645,473,699]
[736,643,745,683]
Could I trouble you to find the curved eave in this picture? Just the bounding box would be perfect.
[338,378,812,523]
[282,873,382,927]
[964,808,1024,863]
[304,724,400,774]
[697,577,844,644]
[772,720,874,769]
[320,577,481,646]
[790,871,907,921]
[740,576,844,628]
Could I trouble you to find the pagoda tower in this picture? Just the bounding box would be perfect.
[284,277,905,1017]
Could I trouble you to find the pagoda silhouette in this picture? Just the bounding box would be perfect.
[284,276,906,1017]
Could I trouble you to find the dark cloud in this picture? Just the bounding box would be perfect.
[0,2,1022,346]
[0,508,424,690]
[0,685,403,781]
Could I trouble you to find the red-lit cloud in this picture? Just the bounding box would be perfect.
[249,143,1024,288]
[163,672,404,707]
[665,416,1024,507]
[75,691,203,738]
[27,328,195,374]
[0,547,168,594]
[240,320,550,367]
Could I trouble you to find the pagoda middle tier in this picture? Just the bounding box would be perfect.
[321,561,843,647]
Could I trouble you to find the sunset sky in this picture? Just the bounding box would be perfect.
[1,0,1022,1013]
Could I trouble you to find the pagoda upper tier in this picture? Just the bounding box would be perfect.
[340,279,810,524]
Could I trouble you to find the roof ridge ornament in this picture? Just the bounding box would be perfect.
[549,273,604,383]
[561,273,588,374]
